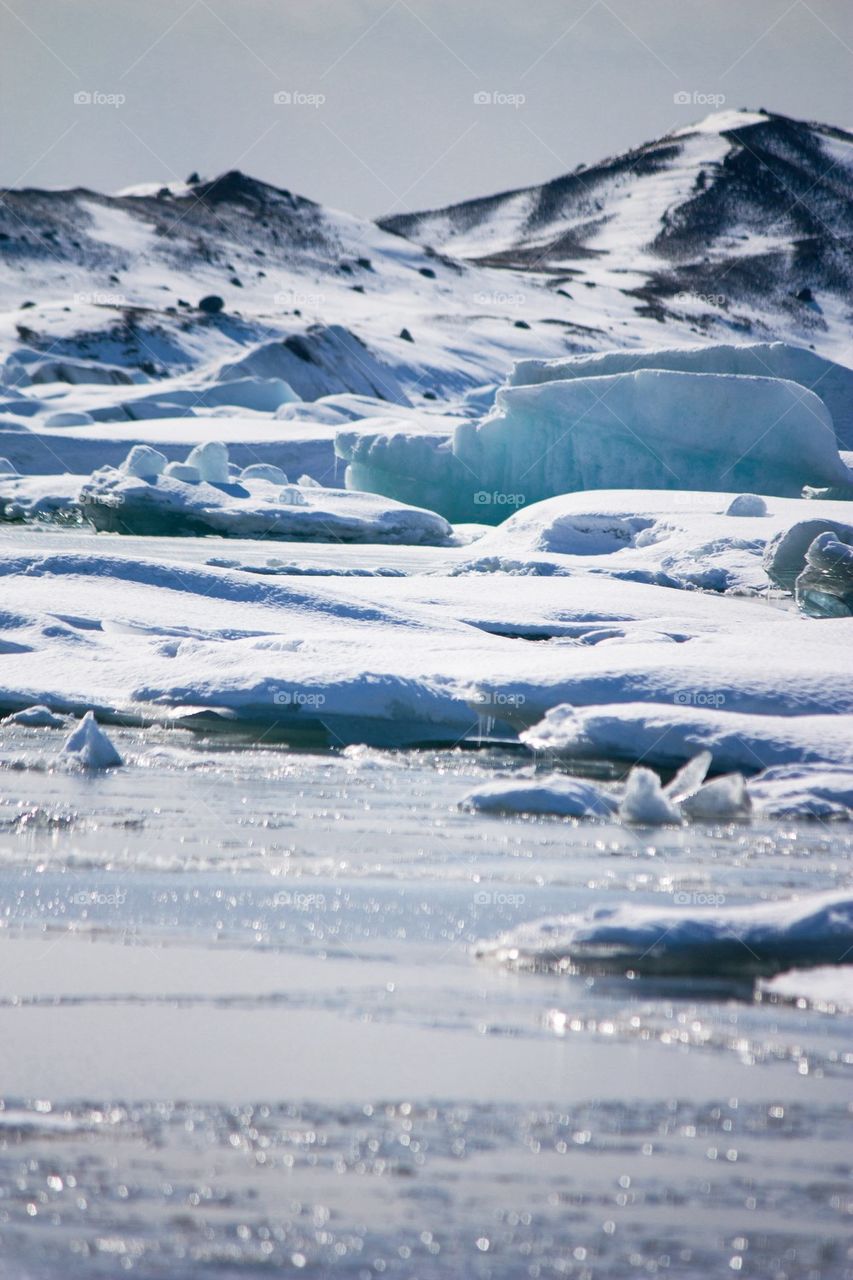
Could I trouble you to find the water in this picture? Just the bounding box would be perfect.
[0,722,851,1278]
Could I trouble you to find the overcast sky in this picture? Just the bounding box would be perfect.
[2,0,852,218]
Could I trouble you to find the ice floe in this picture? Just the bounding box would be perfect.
[476,891,853,978]
[78,444,452,544]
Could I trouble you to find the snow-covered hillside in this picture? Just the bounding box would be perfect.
[381,110,853,364]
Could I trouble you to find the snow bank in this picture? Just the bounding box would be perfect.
[342,370,852,522]
[79,444,452,544]
[62,711,123,769]
[749,765,853,818]
[521,702,853,772]
[509,342,853,451]
[452,490,853,594]
[476,891,853,978]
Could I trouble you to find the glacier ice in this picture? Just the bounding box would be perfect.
[509,341,853,450]
[341,369,852,522]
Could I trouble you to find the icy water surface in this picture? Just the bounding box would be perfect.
[0,723,851,1278]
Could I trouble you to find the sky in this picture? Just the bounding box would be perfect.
[2,0,852,219]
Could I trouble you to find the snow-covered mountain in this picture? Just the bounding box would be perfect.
[1,108,851,406]
[380,110,853,363]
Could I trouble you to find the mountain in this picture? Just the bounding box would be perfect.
[1,110,851,406]
[379,110,853,360]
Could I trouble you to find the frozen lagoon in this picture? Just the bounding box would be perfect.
[0,524,851,1279]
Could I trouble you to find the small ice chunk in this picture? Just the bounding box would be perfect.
[619,767,683,825]
[681,773,751,820]
[665,750,712,803]
[163,461,201,484]
[44,410,94,427]
[461,775,618,818]
[764,518,853,592]
[62,711,123,769]
[298,474,322,488]
[279,485,308,506]
[3,705,66,728]
[725,494,768,517]
[0,457,19,475]
[795,533,853,617]
[122,445,167,480]
[241,463,289,484]
[186,441,230,484]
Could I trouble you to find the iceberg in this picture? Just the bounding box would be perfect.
[476,890,853,979]
[341,370,853,523]
[508,342,853,450]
